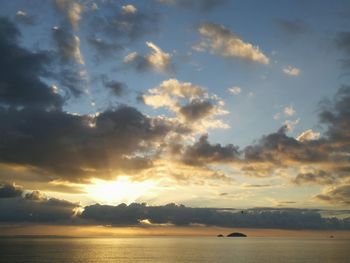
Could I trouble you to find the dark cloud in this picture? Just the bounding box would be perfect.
[88,4,159,43]
[0,106,170,182]
[81,202,350,230]
[51,26,89,97]
[52,26,84,65]
[276,19,309,36]
[336,32,350,69]
[104,80,127,97]
[336,32,350,53]
[294,170,337,185]
[182,135,239,165]
[319,85,350,146]
[0,18,63,109]
[316,185,350,205]
[156,0,228,12]
[56,67,87,97]
[0,183,22,198]
[87,37,123,59]
[0,183,349,229]
[243,126,328,164]
[0,186,78,223]
[179,100,215,122]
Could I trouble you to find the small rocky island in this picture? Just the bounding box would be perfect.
[227,232,247,237]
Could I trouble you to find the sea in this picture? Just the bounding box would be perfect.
[0,237,349,263]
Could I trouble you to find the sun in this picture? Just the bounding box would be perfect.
[85,176,156,205]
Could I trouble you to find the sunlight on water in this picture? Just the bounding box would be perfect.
[1,237,350,263]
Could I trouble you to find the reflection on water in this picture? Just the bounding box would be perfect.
[0,237,349,263]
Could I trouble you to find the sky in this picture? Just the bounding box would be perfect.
[0,0,350,232]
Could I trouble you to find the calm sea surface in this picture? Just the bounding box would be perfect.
[0,237,349,263]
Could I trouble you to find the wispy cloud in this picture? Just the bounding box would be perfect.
[284,105,296,116]
[228,86,241,95]
[283,65,301,76]
[195,23,269,64]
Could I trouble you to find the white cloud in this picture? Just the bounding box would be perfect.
[122,4,137,14]
[196,23,269,64]
[296,129,320,142]
[284,105,296,116]
[146,42,172,73]
[142,79,229,131]
[143,79,206,111]
[283,66,300,76]
[124,42,173,73]
[16,10,27,17]
[228,86,241,95]
[284,119,300,132]
[124,52,138,63]
[55,0,82,30]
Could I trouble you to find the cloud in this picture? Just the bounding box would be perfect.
[1,182,348,229]
[316,185,350,205]
[283,118,300,132]
[0,18,63,109]
[228,86,241,95]
[240,85,350,201]
[243,125,327,165]
[142,78,206,110]
[336,32,350,53]
[122,4,137,14]
[283,66,300,76]
[52,27,84,65]
[55,0,82,30]
[0,104,175,182]
[56,67,89,96]
[294,170,337,185]
[196,23,269,64]
[142,79,228,131]
[0,183,23,198]
[81,203,350,229]
[181,135,239,166]
[335,32,350,70]
[2,13,350,207]
[284,105,296,116]
[124,42,173,73]
[276,19,309,36]
[87,37,123,58]
[297,129,320,142]
[104,80,127,97]
[0,183,79,223]
[156,0,228,12]
[319,85,350,145]
[52,27,89,96]
[88,3,159,42]
[179,100,216,122]
[14,10,36,25]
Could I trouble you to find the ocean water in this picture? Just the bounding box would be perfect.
[0,237,349,263]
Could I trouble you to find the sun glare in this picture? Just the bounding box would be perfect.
[85,177,156,205]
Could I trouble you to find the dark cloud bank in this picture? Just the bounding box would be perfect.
[0,183,349,230]
[0,183,77,223]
